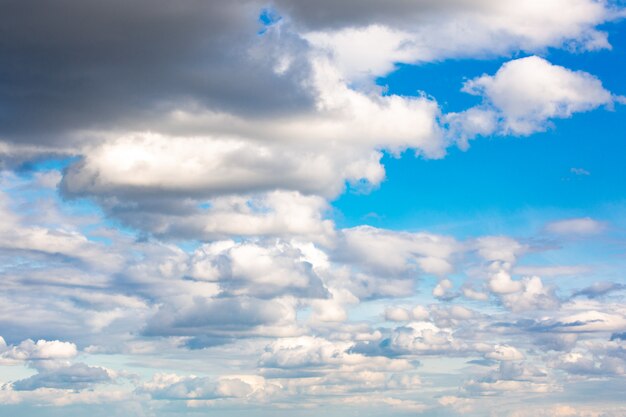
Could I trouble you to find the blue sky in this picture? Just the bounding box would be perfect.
[1,1,626,417]
[335,23,626,234]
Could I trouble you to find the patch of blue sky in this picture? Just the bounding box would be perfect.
[258,8,282,34]
[335,80,625,240]
[16,156,79,175]
[333,21,626,236]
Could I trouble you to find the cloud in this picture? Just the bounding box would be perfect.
[573,282,626,299]
[513,265,590,277]
[139,373,278,401]
[474,236,526,263]
[352,321,491,358]
[545,217,607,235]
[0,338,77,365]
[463,361,555,396]
[296,0,617,80]
[555,310,626,333]
[187,240,328,299]
[2,0,615,149]
[0,0,314,144]
[449,56,618,139]
[0,1,619,251]
[0,2,624,410]
[12,363,112,391]
[485,345,525,361]
[143,295,298,339]
[338,226,459,276]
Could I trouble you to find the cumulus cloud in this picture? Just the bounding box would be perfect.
[475,236,526,263]
[447,56,620,142]
[139,373,279,402]
[339,226,459,276]
[12,363,112,391]
[187,240,328,299]
[298,0,617,80]
[353,321,491,358]
[464,360,556,396]
[485,345,525,361]
[0,338,77,365]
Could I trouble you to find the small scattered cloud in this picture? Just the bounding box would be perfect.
[570,167,591,176]
[545,217,606,235]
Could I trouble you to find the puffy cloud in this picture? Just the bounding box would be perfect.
[475,236,526,263]
[12,363,112,391]
[187,240,328,299]
[385,307,412,322]
[461,56,616,135]
[60,133,384,200]
[482,261,560,312]
[499,276,560,312]
[259,336,409,372]
[143,296,298,340]
[297,0,618,80]
[0,338,77,365]
[485,345,525,361]
[555,310,626,333]
[353,321,490,358]
[464,361,556,396]
[140,373,279,402]
[487,266,523,295]
[339,226,459,276]
[433,278,456,300]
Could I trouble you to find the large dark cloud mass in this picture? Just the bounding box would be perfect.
[0,0,313,144]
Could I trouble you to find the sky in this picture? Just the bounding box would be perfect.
[0,1,626,416]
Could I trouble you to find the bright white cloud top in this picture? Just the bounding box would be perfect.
[0,1,625,417]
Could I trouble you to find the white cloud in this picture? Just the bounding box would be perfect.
[302,0,617,80]
[188,240,328,298]
[571,167,591,176]
[513,265,590,277]
[385,307,412,322]
[485,345,525,361]
[475,236,526,263]
[545,217,606,235]
[0,338,77,365]
[459,56,615,136]
[340,226,459,276]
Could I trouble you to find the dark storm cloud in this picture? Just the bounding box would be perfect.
[0,0,313,144]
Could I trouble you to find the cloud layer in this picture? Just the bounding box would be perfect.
[0,1,625,416]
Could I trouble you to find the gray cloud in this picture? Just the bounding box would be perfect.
[143,296,295,338]
[573,282,626,299]
[0,0,313,145]
[12,363,111,391]
[272,0,487,30]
